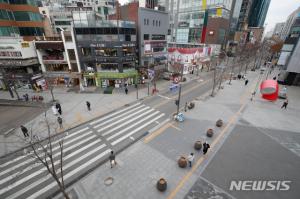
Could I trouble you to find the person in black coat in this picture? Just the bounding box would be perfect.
[86,101,91,111]
[56,103,62,115]
[203,142,210,155]
[21,125,29,138]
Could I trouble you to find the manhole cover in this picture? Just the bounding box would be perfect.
[104,177,114,186]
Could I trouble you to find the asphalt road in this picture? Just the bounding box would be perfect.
[0,106,45,135]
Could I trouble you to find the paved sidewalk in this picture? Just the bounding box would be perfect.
[56,68,300,199]
[49,68,300,199]
[0,72,208,157]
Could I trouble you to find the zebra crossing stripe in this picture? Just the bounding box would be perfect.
[1,143,107,197]
[7,148,110,199]
[0,127,89,169]
[102,108,154,136]
[111,113,165,145]
[0,131,93,178]
[89,103,141,125]
[0,135,99,186]
[106,110,159,140]
[98,107,151,134]
[93,104,146,129]
[25,149,111,199]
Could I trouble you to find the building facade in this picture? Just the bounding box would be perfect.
[138,7,168,69]
[34,30,81,88]
[272,22,285,39]
[248,0,270,28]
[281,7,300,41]
[73,11,137,88]
[0,0,44,40]
[168,0,233,45]
[0,37,42,90]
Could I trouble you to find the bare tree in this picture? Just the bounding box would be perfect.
[22,111,70,199]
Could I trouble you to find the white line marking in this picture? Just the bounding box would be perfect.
[24,149,111,199]
[157,94,172,100]
[111,114,165,145]
[0,135,99,185]
[89,103,141,125]
[2,144,107,197]
[0,131,93,178]
[101,108,153,136]
[0,127,89,169]
[93,105,146,129]
[108,112,162,141]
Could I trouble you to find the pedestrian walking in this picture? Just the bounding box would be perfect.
[109,151,117,168]
[245,79,249,86]
[56,103,62,115]
[20,125,29,138]
[125,87,128,95]
[86,101,91,111]
[203,142,210,155]
[57,116,63,129]
[184,102,188,112]
[273,76,277,80]
[57,108,62,115]
[187,153,194,167]
[281,99,288,109]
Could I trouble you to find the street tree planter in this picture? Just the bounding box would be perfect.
[206,129,214,137]
[216,119,223,127]
[194,140,202,150]
[156,178,167,192]
[178,156,187,168]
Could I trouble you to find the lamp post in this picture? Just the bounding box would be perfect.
[176,63,184,115]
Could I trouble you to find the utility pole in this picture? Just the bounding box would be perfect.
[176,63,184,115]
[211,57,217,97]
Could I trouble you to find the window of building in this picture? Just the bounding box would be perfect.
[144,18,146,25]
[147,19,149,25]
[125,35,131,41]
[218,28,226,43]
[55,21,71,25]
[156,20,158,26]
[19,27,44,36]
[144,34,149,40]
[159,21,160,26]
[153,20,155,26]
[9,0,37,6]
[14,11,42,21]
[0,0,9,3]
[0,26,19,36]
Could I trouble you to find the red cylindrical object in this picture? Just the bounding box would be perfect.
[260,80,279,101]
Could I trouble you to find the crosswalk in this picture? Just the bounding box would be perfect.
[0,102,166,199]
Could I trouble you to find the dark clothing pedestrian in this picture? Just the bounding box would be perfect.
[203,142,210,155]
[57,117,63,129]
[21,125,29,138]
[273,76,277,80]
[125,87,128,95]
[245,79,249,86]
[281,100,288,109]
[109,151,117,168]
[57,108,62,115]
[56,103,61,111]
[86,101,91,111]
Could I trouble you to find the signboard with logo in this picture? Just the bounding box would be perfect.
[21,42,30,48]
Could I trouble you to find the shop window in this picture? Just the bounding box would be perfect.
[144,34,149,40]
[125,35,131,41]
